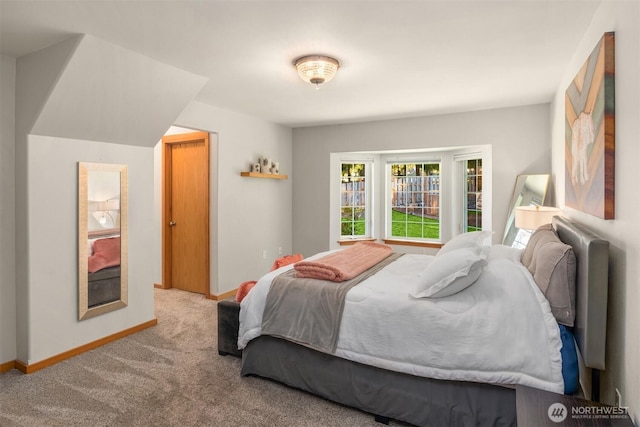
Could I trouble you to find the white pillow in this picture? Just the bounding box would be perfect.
[88,238,99,255]
[437,230,492,256]
[411,246,488,298]
[487,244,523,263]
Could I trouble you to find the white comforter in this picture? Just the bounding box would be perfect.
[238,246,564,393]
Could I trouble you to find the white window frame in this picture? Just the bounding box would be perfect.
[384,156,443,243]
[454,153,484,234]
[330,154,375,245]
[452,148,491,238]
[329,146,491,250]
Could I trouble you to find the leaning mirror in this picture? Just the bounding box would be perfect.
[78,162,128,320]
[501,174,550,248]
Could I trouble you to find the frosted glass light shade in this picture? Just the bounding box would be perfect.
[515,206,561,230]
[294,55,340,86]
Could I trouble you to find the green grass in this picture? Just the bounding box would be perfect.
[341,210,440,239]
[466,209,482,232]
[391,209,439,239]
[341,220,366,236]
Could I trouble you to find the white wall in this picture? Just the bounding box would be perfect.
[24,136,155,364]
[173,101,293,295]
[3,31,289,366]
[292,104,551,257]
[9,34,201,366]
[0,54,17,365]
[30,35,207,148]
[550,1,639,421]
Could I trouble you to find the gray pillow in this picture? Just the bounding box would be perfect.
[532,240,577,326]
[520,223,555,270]
[525,230,561,275]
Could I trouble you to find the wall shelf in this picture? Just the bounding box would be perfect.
[240,172,288,180]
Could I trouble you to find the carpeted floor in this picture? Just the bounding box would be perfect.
[0,288,401,426]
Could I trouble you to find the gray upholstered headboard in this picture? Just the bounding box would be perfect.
[552,216,609,371]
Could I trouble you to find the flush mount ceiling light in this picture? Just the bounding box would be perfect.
[294,55,340,88]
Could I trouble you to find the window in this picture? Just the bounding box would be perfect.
[389,162,440,240]
[464,159,482,232]
[331,146,490,248]
[340,162,368,238]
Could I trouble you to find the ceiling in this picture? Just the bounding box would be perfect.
[0,1,600,128]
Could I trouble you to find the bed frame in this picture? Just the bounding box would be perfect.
[218,216,609,425]
[87,265,121,307]
[553,216,609,401]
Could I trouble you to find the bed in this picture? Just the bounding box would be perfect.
[219,216,609,426]
[87,229,121,307]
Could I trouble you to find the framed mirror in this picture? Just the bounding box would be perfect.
[501,174,550,248]
[78,162,128,320]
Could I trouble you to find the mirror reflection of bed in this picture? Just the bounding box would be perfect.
[87,228,121,307]
[78,162,128,320]
[86,170,122,307]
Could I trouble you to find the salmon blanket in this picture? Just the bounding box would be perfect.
[294,241,393,282]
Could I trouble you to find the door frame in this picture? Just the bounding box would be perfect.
[161,131,210,297]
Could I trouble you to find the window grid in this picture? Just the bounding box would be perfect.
[341,163,367,237]
[390,163,440,240]
[465,159,482,232]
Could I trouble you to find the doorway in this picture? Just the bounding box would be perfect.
[161,131,210,296]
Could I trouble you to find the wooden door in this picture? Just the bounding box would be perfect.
[162,132,210,295]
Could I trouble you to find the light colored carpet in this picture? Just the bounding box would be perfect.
[0,288,401,426]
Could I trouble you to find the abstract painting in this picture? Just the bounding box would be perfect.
[565,32,615,219]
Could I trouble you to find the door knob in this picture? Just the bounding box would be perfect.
[169,221,176,227]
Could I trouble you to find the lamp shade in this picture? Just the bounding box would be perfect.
[515,206,561,230]
[294,55,340,86]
